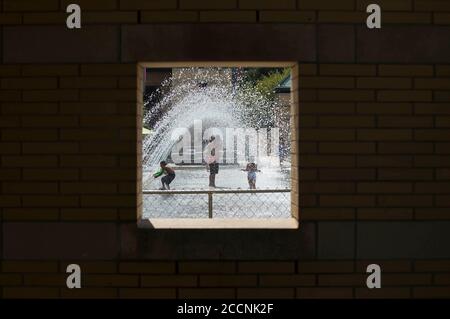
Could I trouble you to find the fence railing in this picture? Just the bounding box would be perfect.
[143,188,291,219]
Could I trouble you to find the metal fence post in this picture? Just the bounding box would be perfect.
[208,191,213,218]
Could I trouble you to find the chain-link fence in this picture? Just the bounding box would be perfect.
[143,189,291,219]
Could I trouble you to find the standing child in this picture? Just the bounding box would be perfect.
[153,161,176,190]
[242,162,261,189]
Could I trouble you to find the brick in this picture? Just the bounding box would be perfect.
[119,288,176,299]
[3,182,58,194]
[21,116,78,127]
[23,90,78,102]
[1,77,57,89]
[301,207,355,220]
[437,169,450,180]
[300,77,354,89]
[319,274,366,286]
[0,65,21,76]
[415,0,450,11]
[2,156,58,168]
[81,169,135,181]
[238,262,294,274]
[3,288,59,299]
[357,77,412,89]
[319,116,374,127]
[200,11,256,22]
[416,78,450,89]
[1,102,58,114]
[179,288,235,299]
[298,261,354,273]
[357,129,412,141]
[299,0,355,10]
[436,143,450,154]
[435,13,450,25]
[237,288,295,299]
[60,102,117,114]
[301,102,355,114]
[1,129,58,141]
[0,274,22,286]
[320,64,375,76]
[357,182,412,194]
[240,0,296,9]
[5,26,119,63]
[23,274,65,286]
[23,168,78,181]
[22,65,79,76]
[61,183,117,194]
[379,65,433,77]
[357,155,413,167]
[435,91,450,102]
[141,11,199,23]
[357,0,412,11]
[181,0,237,9]
[414,155,450,167]
[84,275,139,287]
[80,89,136,102]
[415,103,450,114]
[436,117,450,128]
[60,77,118,89]
[300,155,355,168]
[81,195,135,207]
[22,143,79,154]
[415,130,450,141]
[437,65,450,76]
[200,275,257,287]
[318,25,355,63]
[81,64,136,76]
[0,90,21,101]
[61,288,117,299]
[60,129,117,141]
[0,195,21,207]
[300,182,355,194]
[378,116,433,128]
[356,287,410,298]
[119,262,175,274]
[319,142,375,154]
[318,90,374,101]
[378,90,432,102]
[80,115,135,127]
[378,142,433,154]
[59,261,117,274]
[320,195,375,207]
[437,195,450,207]
[22,195,78,207]
[318,11,365,23]
[0,169,21,180]
[415,260,450,272]
[61,0,117,10]
[358,208,413,220]
[416,183,450,194]
[379,195,433,207]
[300,129,355,141]
[2,208,59,221]
[0,12,22,24]
[319,168,376,181]
[2,261,58,273]
[379,168,433,181]
[3,0,59,11]
[414,287,450,298]
[141,275,197,287]
[297,287,353,298]
[179,262,235,274]
[384,12,432,24]
[415,208,450,220]
[84,11,138,24]
[357,102,412,114]
[356,260,412,272]
[120,0,177,9]
[259,11,315,23]
[60,208,118,221]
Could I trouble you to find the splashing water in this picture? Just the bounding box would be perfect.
[142,67,291,189]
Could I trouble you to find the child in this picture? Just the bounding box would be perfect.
[153,161,176,190]
[242,162,261,189]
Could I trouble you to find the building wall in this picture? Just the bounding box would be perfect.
[1,0,450,298]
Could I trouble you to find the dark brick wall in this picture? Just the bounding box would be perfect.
[1,0,450,298]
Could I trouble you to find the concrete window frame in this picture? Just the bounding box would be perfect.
[136,62,299,229]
